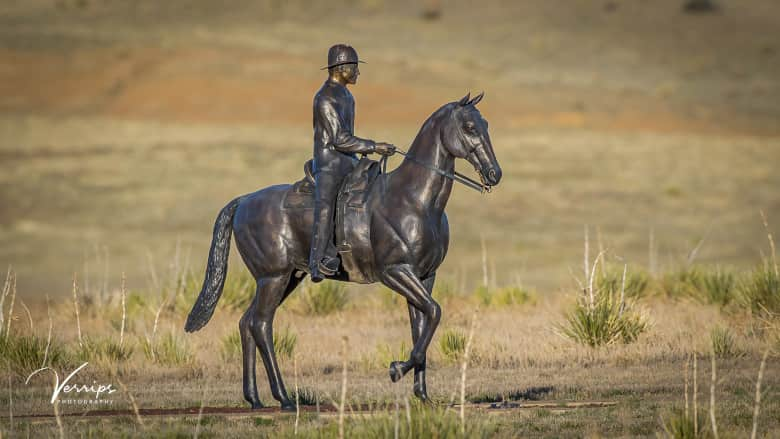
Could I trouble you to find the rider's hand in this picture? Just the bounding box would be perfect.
[374,142,396,156]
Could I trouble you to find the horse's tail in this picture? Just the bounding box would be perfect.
[184,196,242,332]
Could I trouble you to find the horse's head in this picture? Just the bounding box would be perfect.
[441,92,502,189]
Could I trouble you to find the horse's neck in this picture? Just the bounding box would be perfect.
[391,127,454,214]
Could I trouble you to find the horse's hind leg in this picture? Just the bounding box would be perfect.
[407,274,435,402]
[247,272,302,411]
[240,303,263,409]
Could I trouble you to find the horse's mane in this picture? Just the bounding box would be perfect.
[410,102,457,148]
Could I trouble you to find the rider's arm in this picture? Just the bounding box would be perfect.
[319,98,376,154]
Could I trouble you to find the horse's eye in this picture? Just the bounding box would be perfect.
[464,122,476,133]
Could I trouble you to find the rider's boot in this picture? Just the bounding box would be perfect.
[309,204,340,282]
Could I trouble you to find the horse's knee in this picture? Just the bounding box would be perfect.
[428,302,441,324]
[410,350,426,365]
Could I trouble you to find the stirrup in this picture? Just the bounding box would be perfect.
[318,256,340,276]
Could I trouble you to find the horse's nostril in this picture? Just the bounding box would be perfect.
[488,169,496,181]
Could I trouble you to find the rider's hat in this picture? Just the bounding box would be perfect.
[321,44,366,70]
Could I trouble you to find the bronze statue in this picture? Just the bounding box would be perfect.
[185,45,502,411]
[309,44,396,282]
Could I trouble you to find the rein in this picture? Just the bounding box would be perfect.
[379,147,490,193]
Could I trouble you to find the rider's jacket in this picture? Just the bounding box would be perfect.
[312,78,375,177]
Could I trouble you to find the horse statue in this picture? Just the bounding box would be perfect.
[185,92,502,410]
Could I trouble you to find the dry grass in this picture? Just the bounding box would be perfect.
[1,258,778,437]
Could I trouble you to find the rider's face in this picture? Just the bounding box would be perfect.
[342,64,359,84]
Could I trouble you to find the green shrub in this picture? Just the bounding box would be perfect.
[710,326,739,358]
[76,337,133,364]
[739,263,780,317]
[661,267,704,300]
[142,332,193,366]
[661,407,712,438]
[699,267,737,307]
[558,295,649,348]
[299,281,348,316]
[596,264,650,300]
[438,329,467,363]
[0,334,69,376]
[494,286,535,306]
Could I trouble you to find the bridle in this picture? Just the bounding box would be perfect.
[381,142,492,194]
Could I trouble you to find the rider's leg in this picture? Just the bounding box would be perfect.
[309,172,341,281]
[381,264,441,382]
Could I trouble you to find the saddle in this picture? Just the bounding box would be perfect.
[283,158,383,283]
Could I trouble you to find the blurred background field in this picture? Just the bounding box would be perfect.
[1,1,780,437]
[1,0,779,297]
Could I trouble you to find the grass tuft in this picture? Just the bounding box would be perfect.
[661,267,704,300]
[709,326,740,358]
[142,332,193,366]
[0,333,69,376]
[699,267,737,307]
[299,281,348,316]
[559,295,649,348]
[438,329,467,363]
[739,262,780,317]
[77,337,133,364]
[661,407,713,438]
[596,264,650,300]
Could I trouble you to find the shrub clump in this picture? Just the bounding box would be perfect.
[596,264,650,300]
[299,281,348,316]
[76,337,133,364]
[739,263,780,318]
[661,407,713,439]
[438,329,467,363]
[710,326,740,358]
[142,332,193,366]
[472,285,535,307]
[0,333,70,376]
[660,265,739,307]
[559,294,649,348]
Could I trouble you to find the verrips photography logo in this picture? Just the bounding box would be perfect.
[25,362,117,406]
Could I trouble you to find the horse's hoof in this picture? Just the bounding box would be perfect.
[280,401,297,412]
[250,401,264,410]
[389,361,404,383]
[414,389,429,402]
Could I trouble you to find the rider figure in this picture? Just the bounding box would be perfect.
[309,44,396,282]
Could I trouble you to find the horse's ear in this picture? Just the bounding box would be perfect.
[458,93,471,106]
[468,91,484,106]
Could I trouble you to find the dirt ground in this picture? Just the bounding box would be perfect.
[0,2,779,295]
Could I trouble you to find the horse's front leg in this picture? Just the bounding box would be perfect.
[406,274,435,401]
[381,265,441,384]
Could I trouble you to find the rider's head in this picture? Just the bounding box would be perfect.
[323,44,364,86]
